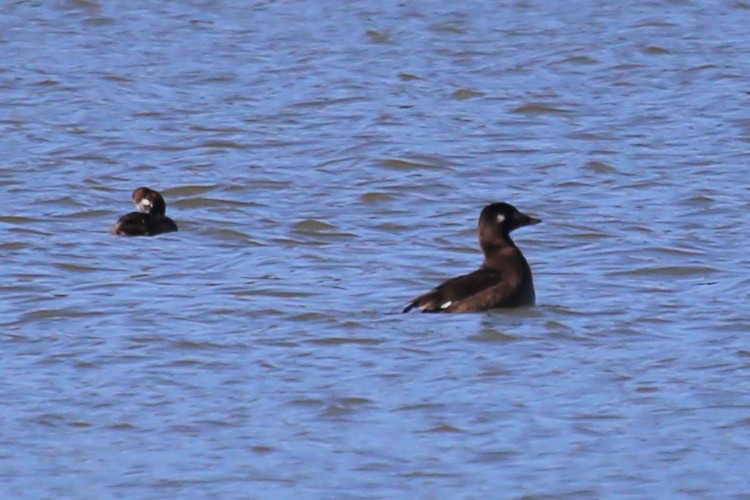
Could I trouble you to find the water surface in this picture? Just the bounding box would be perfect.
[2,1,750,497]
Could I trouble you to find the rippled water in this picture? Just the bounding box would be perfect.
[3,1,750,497]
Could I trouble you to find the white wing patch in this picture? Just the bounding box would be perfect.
[440,301,452,309]
[496,214,505,223]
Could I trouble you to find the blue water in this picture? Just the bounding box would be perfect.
[2,1,750,497]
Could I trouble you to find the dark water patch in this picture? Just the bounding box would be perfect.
[139,143,195,152]
[338,397,372,406]
[164,358,208,367]
[33,79,60,87]
[396,403,446,412]
[291,219,336,232]
[371,222,413,233]
[0,242,29,251]
[67,209,112,219]
[306,336,382,346]
[472,450,517,463]
[110,422,137,430]
[378,158,450,171]
[198,140,248,150]
[199,227,261,244]
[83,15,115,26]
[684,194,715,204]
[512,102,570,115]
[69,420,92,428]
[467,329,518,343]
[477,365,512,378]
[321,403,358,418]
[73,360,97,369]
[20,308,104,322]
[426,424,463,433]
[289,398,325,408]
[189,125,246,134]
[0,216,42,224]
[239,288,315,298]
[644,245,706,257]
[607,265,719,277]
[360,191,397,203]
[52,262,102,273]
[31,413,69,428]
[584,160,616,173]
[101,73,133,83]
[290,219,357,241]
[561,55,599,65]
[293,96,367,110]
[365,30,390,43]
[429,22,466,34]
[197,73,238,84]
[168,185,218,197]
[451,88,483,100]
[399,470,455,478]
[287,312,332,323]
[175,197,261,209]
[642,45,670,55]
[167,340,237,351]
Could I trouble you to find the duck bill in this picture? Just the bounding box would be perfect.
[519,213,542,226]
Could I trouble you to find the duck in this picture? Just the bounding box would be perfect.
[111,187,178,236]
[403,202,540,313]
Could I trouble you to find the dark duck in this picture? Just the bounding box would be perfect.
[111,187,178,236]
[404,202,540,313]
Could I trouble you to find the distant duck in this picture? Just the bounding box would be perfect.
[111,187,178,237]
[404,202,540,313]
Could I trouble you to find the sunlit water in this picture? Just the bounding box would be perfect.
[2,1,750,497]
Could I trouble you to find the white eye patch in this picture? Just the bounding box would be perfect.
[440,301,452,309]
[496,214,505,223]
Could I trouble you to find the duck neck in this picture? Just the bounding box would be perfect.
[150,203,166,216]
[480,228,517,254]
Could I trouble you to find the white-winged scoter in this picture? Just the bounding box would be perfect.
[404,202,540,313]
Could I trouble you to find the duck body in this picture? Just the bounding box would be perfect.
[404,202,540,313]
[111,211,178,236]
